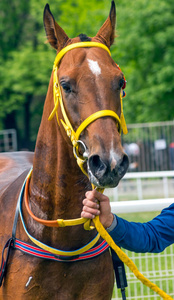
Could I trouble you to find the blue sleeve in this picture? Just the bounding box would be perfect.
[110,203,174,253]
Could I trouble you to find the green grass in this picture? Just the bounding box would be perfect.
[117,211,161,222]
[111,211,174,300]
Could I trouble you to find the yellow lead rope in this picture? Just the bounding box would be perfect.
[93,215,173,300]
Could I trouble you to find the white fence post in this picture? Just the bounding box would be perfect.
[137,178,143,200]
[163,177,169,198]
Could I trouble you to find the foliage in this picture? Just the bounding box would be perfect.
[0,0,173,149]
[114,0,174,123]
[0,1,29,59]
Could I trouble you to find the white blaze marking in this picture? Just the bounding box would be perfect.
[110,141,117,171]
[110,157,117,172]
[87,59,101,76]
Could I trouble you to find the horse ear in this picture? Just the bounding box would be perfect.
[43,4,69,51]
[95,1,116,48]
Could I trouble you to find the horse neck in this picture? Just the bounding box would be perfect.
[30,74,91,224]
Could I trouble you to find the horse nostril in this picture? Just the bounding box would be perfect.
[88,155,107,179]
[117,154,129,177]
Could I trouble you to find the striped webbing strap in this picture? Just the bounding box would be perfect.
[12,238,109,262]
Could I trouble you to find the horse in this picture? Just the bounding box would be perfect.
[0,1,129,299]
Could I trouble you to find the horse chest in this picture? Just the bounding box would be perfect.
[1,250,113,300]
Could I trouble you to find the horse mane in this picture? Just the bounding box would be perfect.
[78,34,91,42]
[44,33,91,48]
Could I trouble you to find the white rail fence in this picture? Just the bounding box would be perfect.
[107,171,174,300]
[106,170,174,202]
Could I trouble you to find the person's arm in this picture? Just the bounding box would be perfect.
[81,190,174,253]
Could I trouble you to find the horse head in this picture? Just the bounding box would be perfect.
[43,1,129,188]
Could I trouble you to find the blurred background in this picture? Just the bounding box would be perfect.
[0,0,174,172]
[0,2,174,298]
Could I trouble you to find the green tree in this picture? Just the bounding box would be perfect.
[0,0,30,134]
[113,0,174,123]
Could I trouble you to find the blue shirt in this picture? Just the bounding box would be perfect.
[110,203,174,253]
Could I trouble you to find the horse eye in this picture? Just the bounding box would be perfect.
[119,78,125,89]
[60,82,72,93]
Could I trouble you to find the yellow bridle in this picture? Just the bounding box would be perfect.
[48,41,128,176]
[23,41,173,299]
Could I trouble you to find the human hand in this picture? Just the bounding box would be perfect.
[81,189,114,229]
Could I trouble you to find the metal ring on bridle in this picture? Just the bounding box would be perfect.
[73,140,87,161]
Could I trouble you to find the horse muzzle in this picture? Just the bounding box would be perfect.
[87,152,129,188]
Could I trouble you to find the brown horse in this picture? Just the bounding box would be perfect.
[0,1,129,299]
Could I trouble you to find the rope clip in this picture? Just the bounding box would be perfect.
[73,140,88,161]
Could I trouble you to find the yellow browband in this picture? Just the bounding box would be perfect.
[54,41,111,67]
